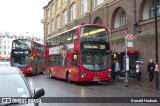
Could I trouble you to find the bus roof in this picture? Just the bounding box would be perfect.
[47,26,79,40]
[12,38,44,47]
[46,24,109,40]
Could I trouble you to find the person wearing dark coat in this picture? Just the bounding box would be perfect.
[147,59,155,82]
[111,60,116,83]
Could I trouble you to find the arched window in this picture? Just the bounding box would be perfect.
[81,0,88,14]
[47,8,50,17]
[149,0,160,18]
[119,11,127,27]
[94,0,104,7]
[47,23,50,34]
[52,19,54,32]
[52,4,54,14]
[57,15,60,29]
[114,8,127,28]
[93,17,102,25]
[70,3,76,21]
[56,0,60,9]
[63,9,67,25]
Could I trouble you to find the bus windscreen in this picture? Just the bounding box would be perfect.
[82,51,110,71]
[81,25,110,71]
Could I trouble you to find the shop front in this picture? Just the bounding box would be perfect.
[112,50,139,78]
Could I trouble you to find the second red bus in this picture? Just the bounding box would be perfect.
[11,39,45,75]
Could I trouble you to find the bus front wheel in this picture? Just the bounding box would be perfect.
[66,73,71,83]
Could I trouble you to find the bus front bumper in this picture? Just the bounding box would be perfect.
[20,68,33,75]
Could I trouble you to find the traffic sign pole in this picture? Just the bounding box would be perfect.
[125,35,129,87]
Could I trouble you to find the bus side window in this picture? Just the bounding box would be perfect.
[66,32,72,43]
[50,38,53,46]
[62,34,66,44]
[59,35,62,45]
[57,36,60,45]
[53,37,55,46]
[59,35,61,44]
[72,30,78,42]
[73,53,78,67]
[54,37,57,46]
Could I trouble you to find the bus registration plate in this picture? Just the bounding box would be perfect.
[93,77,100,81]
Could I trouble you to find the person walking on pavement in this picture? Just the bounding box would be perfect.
[136,63,143,81]
[111,60,116,83]
[147,59,155,83]
[114,60,120,82]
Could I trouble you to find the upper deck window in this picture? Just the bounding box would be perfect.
[81,25,108,42]
[12,40,31,50]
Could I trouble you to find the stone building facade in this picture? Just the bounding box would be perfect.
[42,0,160,81]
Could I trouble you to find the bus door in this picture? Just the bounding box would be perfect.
[65,53,73,79]
[73,53,79,81]
[66,53,78,67]
[66,53,73,67]
[66,53,79,81]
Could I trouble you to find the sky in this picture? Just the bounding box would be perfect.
[0,0,50,39]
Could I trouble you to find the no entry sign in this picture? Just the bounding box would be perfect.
[127,34,133,40]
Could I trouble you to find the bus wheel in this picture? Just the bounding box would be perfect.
[49,71,53,79]
[66,73,71,83]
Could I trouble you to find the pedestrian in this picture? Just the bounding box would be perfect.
[155,63,159,72]
[114,60,120,82]
[111,60,116,83]
[147,59,155,83]
[136,63,143,81]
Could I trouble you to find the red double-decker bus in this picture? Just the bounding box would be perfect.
[11,39,45,75]
[45,24,112,82]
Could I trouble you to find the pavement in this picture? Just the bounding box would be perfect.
[117,76,160,94]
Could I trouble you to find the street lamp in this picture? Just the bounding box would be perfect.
[154,0,159,90]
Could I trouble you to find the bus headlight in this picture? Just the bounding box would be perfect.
[28,68,32,71]
[106,69,111,77]
[107,72,111,77]
[80,72,86,78]
[108,69,111,72]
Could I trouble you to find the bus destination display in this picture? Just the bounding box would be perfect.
[12,50,31,55]
[83,44,106,50]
